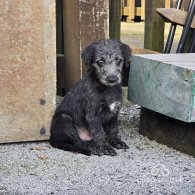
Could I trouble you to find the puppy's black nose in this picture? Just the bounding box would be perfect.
[106,75,118,83]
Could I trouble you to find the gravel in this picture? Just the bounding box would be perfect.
[0,99,195,195]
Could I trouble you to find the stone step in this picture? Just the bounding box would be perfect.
[128,53,195,122]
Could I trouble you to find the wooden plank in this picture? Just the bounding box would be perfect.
[109,0,121,40]
[144,0,165,52]
[156,8,195,29]
[128,53,195,122]
[182,0,191,11]
[62,0,109,92]
[122,7,129,16]
[62,0,81,93]
[135,7,141,16]
[0,0,56,143]
[165,0,171,8]
[128,0,135,20]
[141,0,145,20]
[131,46,159,54]
[80,0,109,77]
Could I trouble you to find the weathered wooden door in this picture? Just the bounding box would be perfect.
[0,0,56,143]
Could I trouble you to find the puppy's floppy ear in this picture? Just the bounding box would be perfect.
[82,43,96,69]
[120,42,131,86]
[120,43,131,69]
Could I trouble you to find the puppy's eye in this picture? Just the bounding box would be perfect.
[116,59,122,65]
[97,60,105,66]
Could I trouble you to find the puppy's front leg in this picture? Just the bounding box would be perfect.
[86,113,117,156]
[105,117,129,150]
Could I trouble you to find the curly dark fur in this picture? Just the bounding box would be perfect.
[50,39,131,156]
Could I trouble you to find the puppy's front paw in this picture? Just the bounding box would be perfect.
[88,143,103,156]
[101,144,117,156]
[90,144,117,156]
[110,140,129,150]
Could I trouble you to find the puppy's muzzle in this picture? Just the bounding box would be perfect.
[106,75,118,84]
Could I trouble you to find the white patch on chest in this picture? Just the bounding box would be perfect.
[109,102,117,111]
[109,101,121,112]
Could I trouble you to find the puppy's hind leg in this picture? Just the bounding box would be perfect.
[50,113,91,155]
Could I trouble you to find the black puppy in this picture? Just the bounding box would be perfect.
[50,39,131,156]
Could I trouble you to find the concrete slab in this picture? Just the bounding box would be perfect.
[128,53,195,122]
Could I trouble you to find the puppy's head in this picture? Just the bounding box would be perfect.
[82,39,131,86]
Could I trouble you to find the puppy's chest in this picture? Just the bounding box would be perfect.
[103,92,122,115]
[98,100,121,123]
[108,101,121,113]
[100,99,122,116]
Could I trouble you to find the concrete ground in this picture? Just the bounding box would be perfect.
[0,24,195,195]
